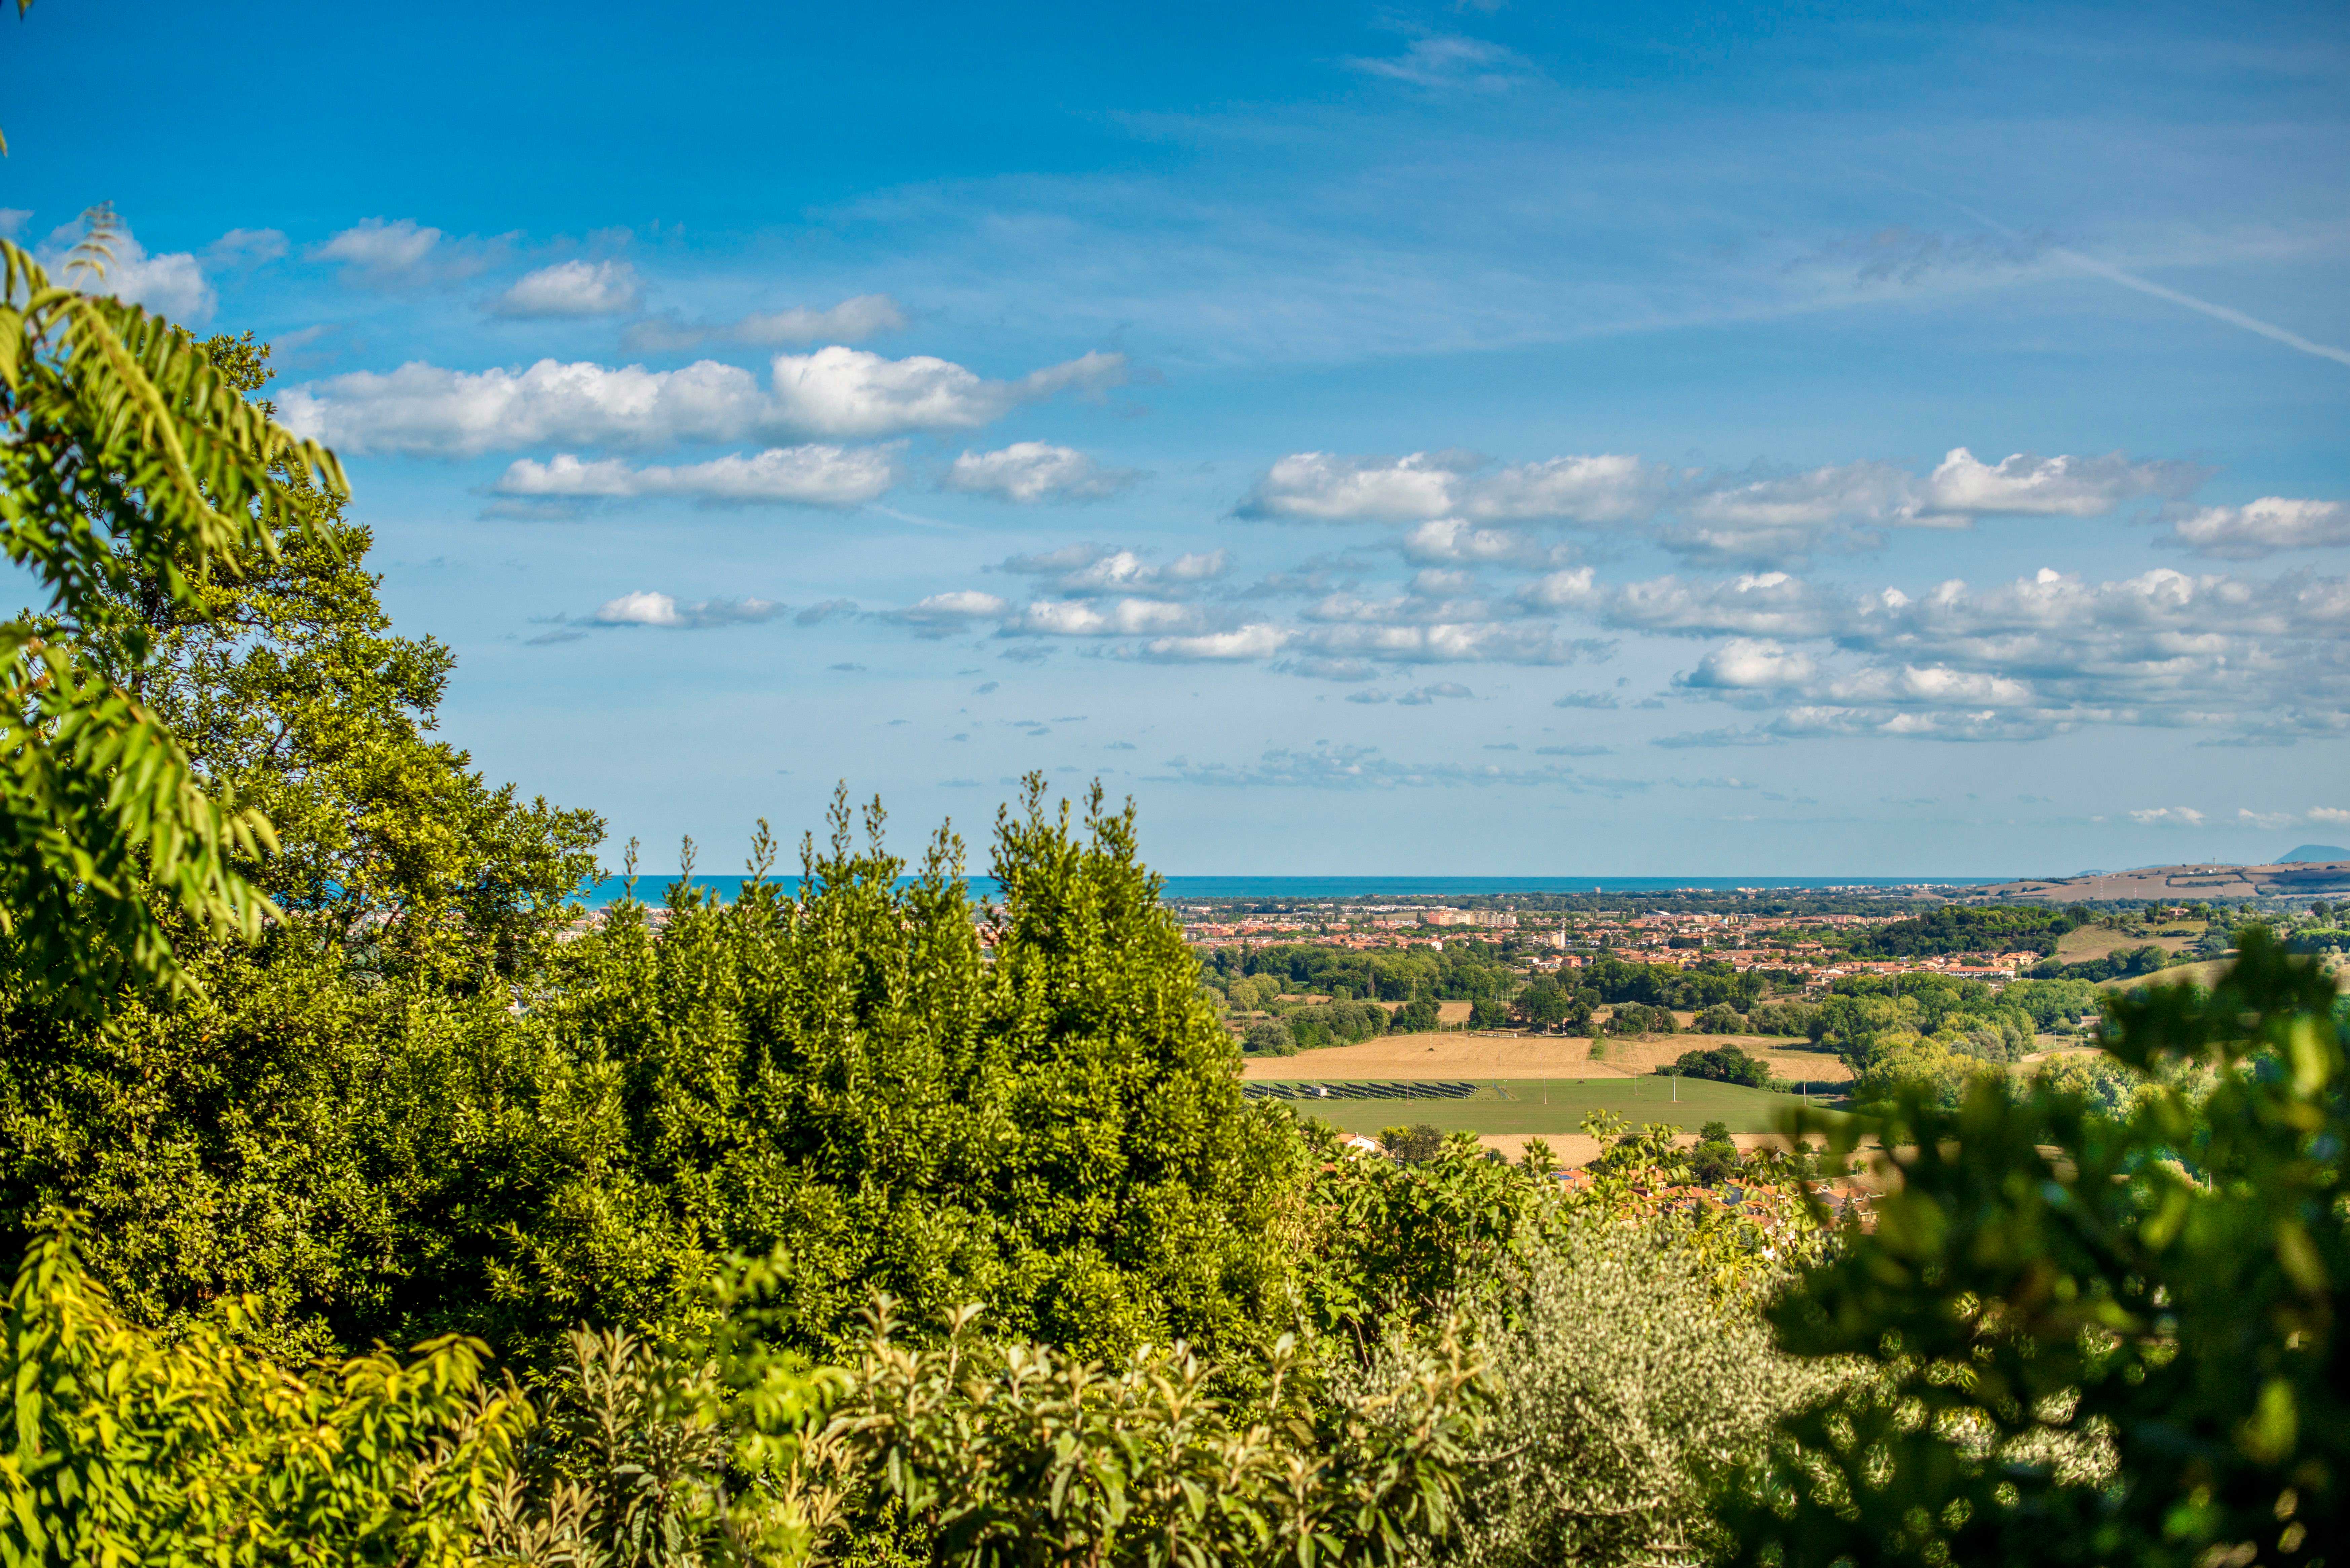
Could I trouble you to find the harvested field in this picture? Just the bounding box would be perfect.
[2055,922,2206,964]
[1241,1029,1850,1085]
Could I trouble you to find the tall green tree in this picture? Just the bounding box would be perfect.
[2,776,1310,1368]
[520,780,1310,1362]
[0,319,599,1353]
[58,331,602,984]
[1,219,335,1009]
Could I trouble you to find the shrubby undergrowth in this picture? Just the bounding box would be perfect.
[1374,1221,1851,1568]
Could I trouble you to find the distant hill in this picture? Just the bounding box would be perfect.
[1979,858,2350,903]
[2280,844,2350,864]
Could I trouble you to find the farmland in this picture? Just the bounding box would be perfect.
[1240,1027,1853,1085]
[1268,1075,1825,1137]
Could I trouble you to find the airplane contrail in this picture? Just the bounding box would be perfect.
[869,504,968,531]
[2050,247,2350,370]
[1930,192,2350,371]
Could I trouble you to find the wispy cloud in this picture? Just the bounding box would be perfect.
[311,217,507,288]
[1344,31,1536,92]
[590,590,781,629]
[622,293,907,353]
[492,445,898,507]
[1154,743,1637,790]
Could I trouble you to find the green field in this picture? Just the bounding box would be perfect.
[1273,1077,1831,1137]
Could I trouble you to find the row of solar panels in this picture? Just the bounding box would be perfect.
[1244,1080,1484,1102]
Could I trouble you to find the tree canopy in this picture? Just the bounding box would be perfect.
[1,220,339,1009]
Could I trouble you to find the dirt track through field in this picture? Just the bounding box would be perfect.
[1239,1029,1851,1083]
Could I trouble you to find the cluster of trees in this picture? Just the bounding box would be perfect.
[1686,1119,1744,1184]
[1767,973,2104,1109]
[1510,968,1789,1038]
[1241,999,1417,1056]
[10,247,2350,1565]
[1664,1046,1778,1090]
[2029,941,2174,981]
[1848,904,2083,958]
[1575,955,1766,1012]
[1511,977,1595,1031]
[1604,1002,1679,1036]
[1211,941,1517,1008]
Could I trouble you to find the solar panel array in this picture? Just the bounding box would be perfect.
[1243,1080,1485,1102]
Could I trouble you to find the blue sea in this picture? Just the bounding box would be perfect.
[575,873,2012,909]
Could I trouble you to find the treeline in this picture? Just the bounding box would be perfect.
[1209,941,1518,1003]
[1848,904,2085,957]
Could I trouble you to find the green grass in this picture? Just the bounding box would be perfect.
[1274,1077,1831,1136]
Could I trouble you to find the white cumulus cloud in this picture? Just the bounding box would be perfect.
[496,259,641,318]
[997,543,1226,596]
[1239,450,1664,525]
[1002,598,1205,636]
[1920,447,2198,516]
[2128,806,2208,827]
[1678,639,1818,690]
[1663,448,2202,565]
[771,347,1127,438]
[2171,498,2350,558]
[894,590,1013,629]
[282,347,1123,456]
[945,442,1137,502]
[1400,518,1570,567]
[41,214,214,323]
[1143,625,1293,661]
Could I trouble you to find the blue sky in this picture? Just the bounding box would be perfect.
[8,0,2348,875]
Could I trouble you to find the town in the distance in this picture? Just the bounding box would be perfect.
[1178,847,2350,1172]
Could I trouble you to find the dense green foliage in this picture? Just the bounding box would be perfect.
[1510,978,1591,1031]
[1848,904,2081,957]
[1,784,1307,1368]
[1575,956,1765,1012]
[1243,1018,1297,1055]
[66,334,604,986]
[1287,999,1394,1050]
[830,1299,1481,1568]
[1,1227,529,1566]
[1729,929,2350,1566]
[1216,943,1515,1005]
[2031,941,2171,981]
[0,222,340,1010]
[1603,1002,1676,1036]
